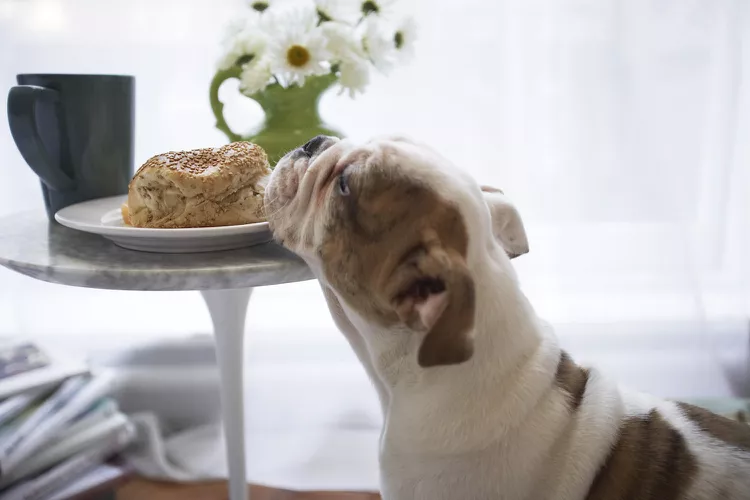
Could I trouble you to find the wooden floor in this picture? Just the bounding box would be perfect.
[117,478,381,500]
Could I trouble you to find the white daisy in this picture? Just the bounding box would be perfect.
[239,57,274,95]
[267,6,331,87]
[322,21,365,62]
[265,2,318,34]
[393,16,416,61]
[337,57,370,98]
[315,0,359,24]
[217,24,268,72]
[220,10,262,47]
[361,16,397,73]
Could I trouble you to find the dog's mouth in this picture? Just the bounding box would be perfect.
[265,136,340,239]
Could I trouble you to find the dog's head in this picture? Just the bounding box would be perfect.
[265,135,528,368]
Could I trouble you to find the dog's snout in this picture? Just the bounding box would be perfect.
[302,135,331,156]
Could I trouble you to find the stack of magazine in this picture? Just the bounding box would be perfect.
[0,339,135,499]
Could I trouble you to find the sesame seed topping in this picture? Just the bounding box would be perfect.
[136,142,268,176]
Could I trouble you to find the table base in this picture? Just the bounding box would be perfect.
[202,288,252,500]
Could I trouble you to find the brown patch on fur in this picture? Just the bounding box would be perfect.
[320,156,475,367]
[555,351,589,411]
[585,410,698,500]
[414,242,476,367]
[677,401,750,451]
[480,185,504,194]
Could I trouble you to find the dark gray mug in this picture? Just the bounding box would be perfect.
[7,74,135,219]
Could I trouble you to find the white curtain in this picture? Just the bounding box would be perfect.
[0,0,748,400]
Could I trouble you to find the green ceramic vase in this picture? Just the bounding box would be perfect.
[210,68,343,165]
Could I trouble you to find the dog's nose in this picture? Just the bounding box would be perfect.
[301,135,330,156]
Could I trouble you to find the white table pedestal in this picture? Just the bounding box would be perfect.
[202,288,252,500]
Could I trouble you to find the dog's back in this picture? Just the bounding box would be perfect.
[581,391,750,500]
[528,367,750,500]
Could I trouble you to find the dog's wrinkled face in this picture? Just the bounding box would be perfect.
[266,135,528,367]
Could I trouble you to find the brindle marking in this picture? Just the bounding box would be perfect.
[676,402,750,452]
[584,410,698,500]
[555,351,589,411]
[319,153,476,366]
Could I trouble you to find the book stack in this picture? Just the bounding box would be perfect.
[0,340,135,500]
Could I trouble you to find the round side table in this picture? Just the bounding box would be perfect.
[0,212,314,500]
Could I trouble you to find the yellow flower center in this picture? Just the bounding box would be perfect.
[286,45,311,67]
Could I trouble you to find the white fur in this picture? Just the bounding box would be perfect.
[266,136,750,500]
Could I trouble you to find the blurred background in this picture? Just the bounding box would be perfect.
[0,0,749,487]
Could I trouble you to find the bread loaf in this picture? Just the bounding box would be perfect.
[126,142,270,228]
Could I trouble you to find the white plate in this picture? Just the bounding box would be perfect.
[55,195,272,253]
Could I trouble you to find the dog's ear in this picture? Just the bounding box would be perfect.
[480,186,529,258]
[388,231,476,368]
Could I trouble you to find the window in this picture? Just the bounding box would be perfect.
[1,0,748,398]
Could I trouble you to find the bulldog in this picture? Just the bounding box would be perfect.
[264,135,750,500]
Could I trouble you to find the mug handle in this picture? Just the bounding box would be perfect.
[209,67,244,143]
[7,85,75,191]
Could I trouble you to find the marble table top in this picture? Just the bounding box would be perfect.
[0,212,314,291]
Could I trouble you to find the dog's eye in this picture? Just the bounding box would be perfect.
[338,169,351,196]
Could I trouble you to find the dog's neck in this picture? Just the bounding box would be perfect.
[469,245,546,374]
[338,243,562,453]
